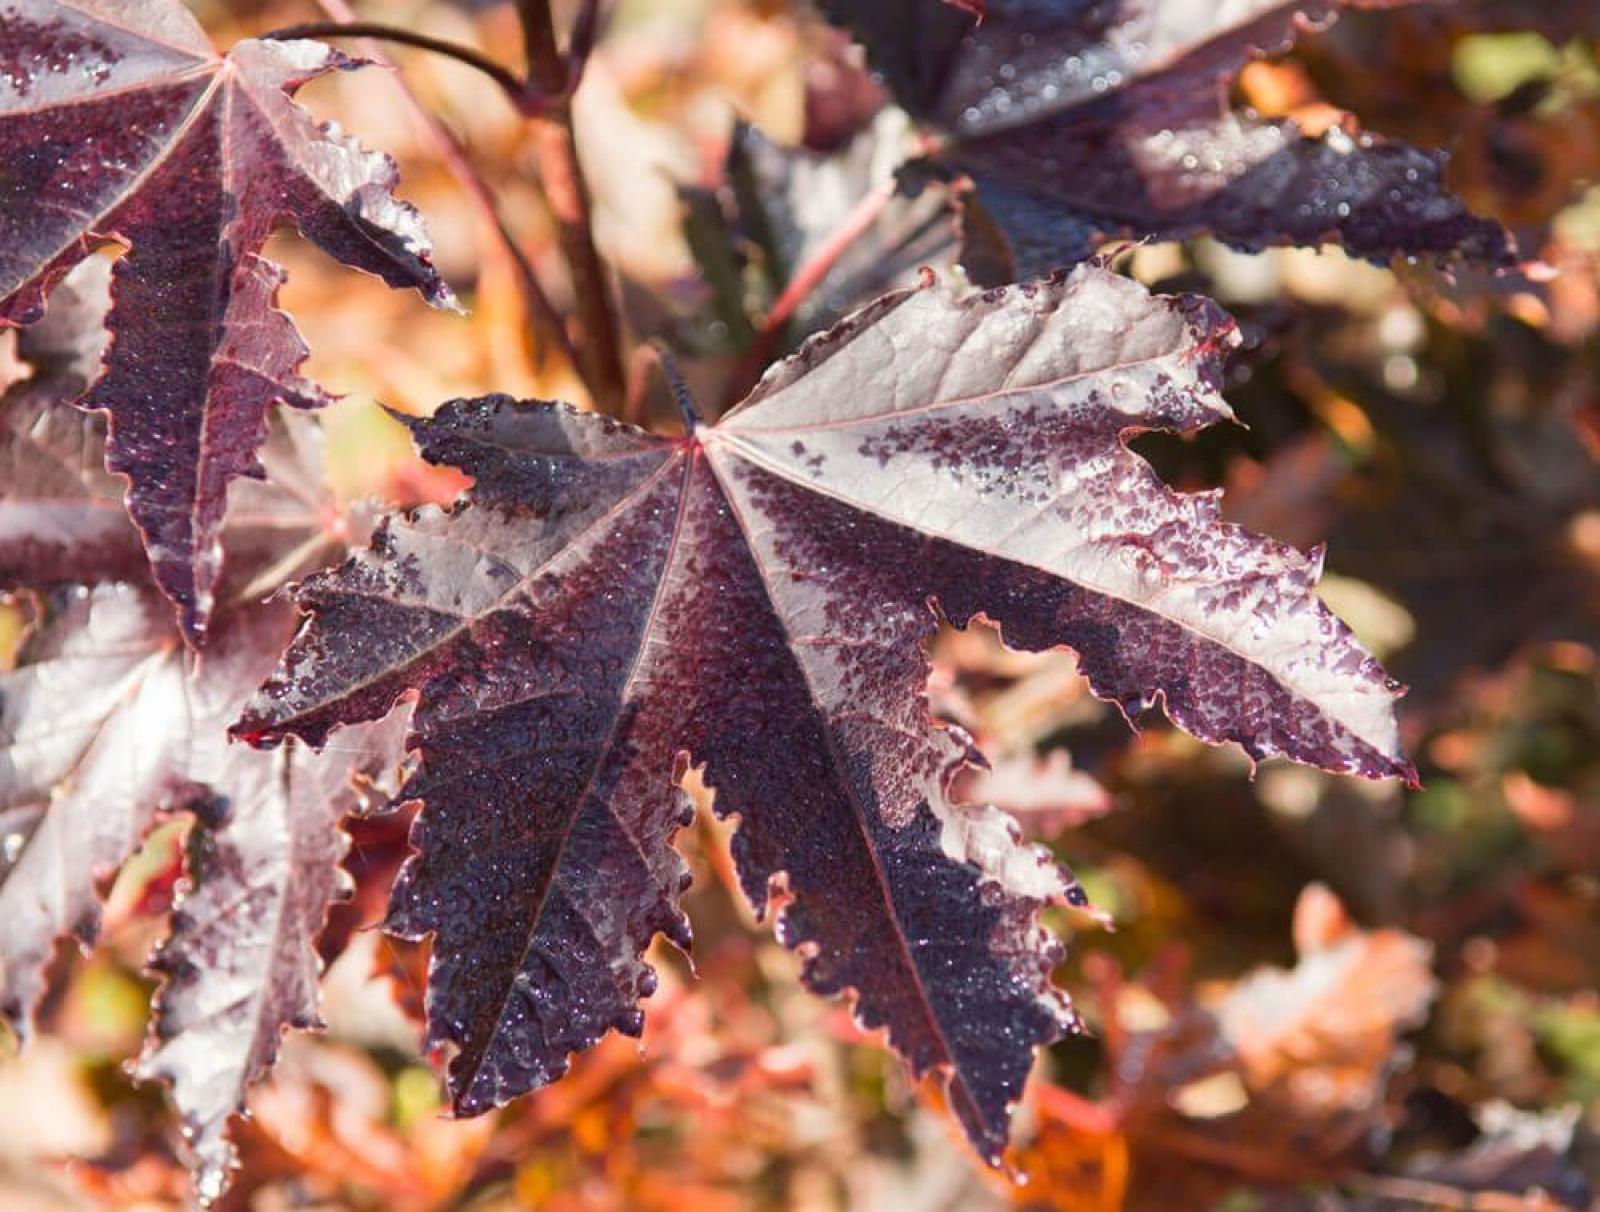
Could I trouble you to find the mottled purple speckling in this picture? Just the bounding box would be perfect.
[0,260,356,602]
[236,265,1413,1165]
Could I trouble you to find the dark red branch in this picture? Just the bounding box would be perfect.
[531,115,628,411]
[514,0,569,96]
[309,0,582,380]
[261,22,530,109]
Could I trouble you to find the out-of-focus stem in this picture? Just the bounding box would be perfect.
[530,111,627,411]
[262,22,528,106]
[513,0,627,411]
[565,0,604,96]
[515,0,569,94]
[505,0,624,412]
[312,0,582,380]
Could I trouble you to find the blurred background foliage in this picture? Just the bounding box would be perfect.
[3,1,1600,1209]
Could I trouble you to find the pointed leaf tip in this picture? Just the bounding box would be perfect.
[238,265,1410,1163]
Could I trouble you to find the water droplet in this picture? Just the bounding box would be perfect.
[197,1168,225,1204]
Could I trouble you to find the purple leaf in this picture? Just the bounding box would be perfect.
[239,404,701,1118]
[0,353,400,1199]
[137,601,406,1197]
[0,264,354,599]
[728,117,965,332]
[0,0,454,640]
[237,265,1413,1161]
[0,585,406,1199]
[0,585,196,1039]
[818,0,1513,278]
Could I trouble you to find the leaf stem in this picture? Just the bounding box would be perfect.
[302,3,626,411]
[650,341,701,433]
[261,21,529,109]
[722,175,898,410]
[530,107,628,412]
[311,0,583,381]
[513,0,627,412]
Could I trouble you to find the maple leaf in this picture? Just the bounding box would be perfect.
[0,586,404,1198]
[136,606,407,1200]
[0,260,358,599]
[1014,885,1438,1207]
[238,265,1412,1160]
[674,114,971,371]
[958,751,1113,837]
[817,0,1514,279]
[0,0,454,640]
[0,585,195,1037]
[1223,348,1600,707]
[0,319,400,1196]
[1410,0,1600,41]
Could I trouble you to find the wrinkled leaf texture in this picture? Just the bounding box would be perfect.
[0,0,453,640]
[238,265,1414,1161]
[0,264,364,608]
[817,0,1514,279]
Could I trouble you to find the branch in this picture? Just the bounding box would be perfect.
[645,341,700,433]
[311,0,581,380]
[514,0,627,410]
[566,0,605,97]
[515,1,627,407]
[261,21,528,109]
[514,0,569,96]
[532,115,628,410]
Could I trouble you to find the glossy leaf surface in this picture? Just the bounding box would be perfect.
[238,265,1412,1160]
[818,0,1514,278]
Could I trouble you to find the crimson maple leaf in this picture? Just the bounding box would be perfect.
[237,265,1413,1161]
[817,0,1514,279]
[0,0,454,640]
